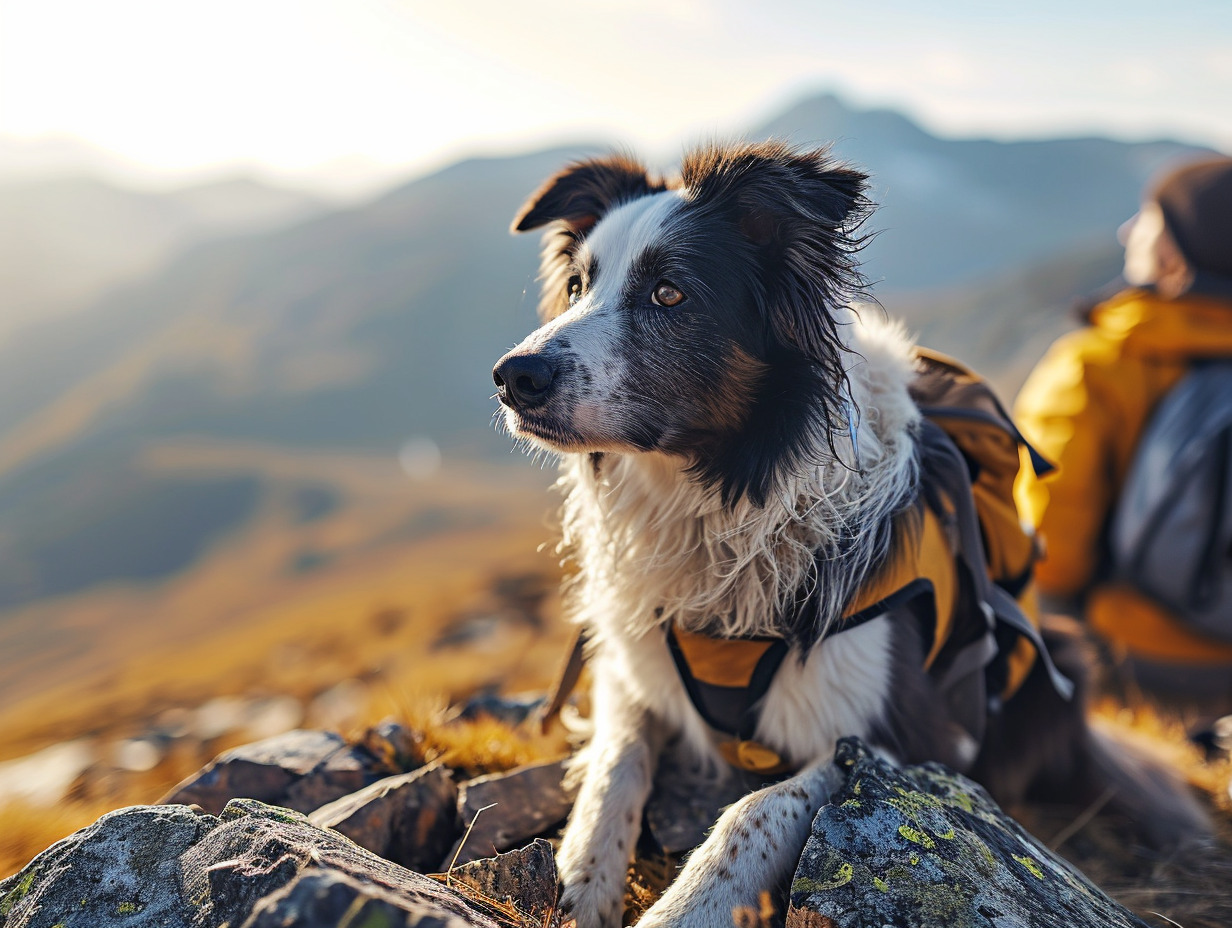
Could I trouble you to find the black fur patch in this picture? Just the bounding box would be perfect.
[684,348,838,509]
[866,613,968,769]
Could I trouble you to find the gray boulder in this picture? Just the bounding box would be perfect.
[159,729,397,814]
[448,761,574,866]
[788,738,1150,928]
[0,804,214,927]
[310,762,459,871]
[0,799,498,928]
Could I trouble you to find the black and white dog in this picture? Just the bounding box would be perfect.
[492,143,1207,928]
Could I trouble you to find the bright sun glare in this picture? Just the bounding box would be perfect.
[1,0,1230,185]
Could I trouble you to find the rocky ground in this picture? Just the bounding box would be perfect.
[3,696,1230,928]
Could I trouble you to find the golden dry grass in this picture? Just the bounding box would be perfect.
[0,457,1230,925]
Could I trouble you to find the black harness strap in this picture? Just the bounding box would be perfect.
[822,577,935,641]
[917,420,1074,703]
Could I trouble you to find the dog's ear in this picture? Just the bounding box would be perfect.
[735,157,866,245]
[515,156,663,321]
[682,143,872,363]
[512,155,659,234]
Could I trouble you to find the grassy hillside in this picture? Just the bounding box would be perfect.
[0,448,561,757]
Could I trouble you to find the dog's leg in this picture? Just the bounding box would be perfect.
[558,698,665,928]
[636,760,842,928]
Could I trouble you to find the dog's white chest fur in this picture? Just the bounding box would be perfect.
[557,310,919,768]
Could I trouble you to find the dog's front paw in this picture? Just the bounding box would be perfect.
[632,840,767,928]
[634,884,747,928]
[556,841,627,928]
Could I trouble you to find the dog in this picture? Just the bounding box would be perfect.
[492,142,1210,928]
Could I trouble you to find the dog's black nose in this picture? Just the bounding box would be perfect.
[493,353,556,409]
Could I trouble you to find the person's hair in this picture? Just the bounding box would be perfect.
[1149,157,1232,281]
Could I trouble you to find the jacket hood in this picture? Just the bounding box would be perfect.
[1090,288,1232,360]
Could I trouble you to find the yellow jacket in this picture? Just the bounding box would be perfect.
[1014,288,1232,663]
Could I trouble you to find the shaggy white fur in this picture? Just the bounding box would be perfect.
[553,309,922,928]
[559,307,918,643]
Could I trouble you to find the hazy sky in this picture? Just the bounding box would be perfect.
[2,0,1230,184]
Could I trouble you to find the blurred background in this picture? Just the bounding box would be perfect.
[0,0,1229,871]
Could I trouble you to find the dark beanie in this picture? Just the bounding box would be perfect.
[1149,156,1232,278]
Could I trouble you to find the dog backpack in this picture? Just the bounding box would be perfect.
[907,349,1072,736]
[656,349,1073,769]
[1107,362,1232,640]
[538,350,1073,759]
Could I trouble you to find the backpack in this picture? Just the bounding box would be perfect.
[538,349,1075,746]
[910,349,1051,603]
[1108,362,1232,641]
[908,350,1072,732]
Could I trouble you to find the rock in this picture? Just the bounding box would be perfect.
[645,750,760,855]
[448,761,574,866]
[359,720,426,771]
[285,736,374,811]
[0,799,500,928]
[310,762,459,871]
[241,868,474,927]
[787,738,1150,928]
[441,839,560,924]
[160,729,394,814]
[446,692,547,727]
[0,804,215,927]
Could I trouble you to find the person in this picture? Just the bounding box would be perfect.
[1013,156,1232,716]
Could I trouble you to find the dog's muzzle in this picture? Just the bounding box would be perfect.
[493,351,557,410]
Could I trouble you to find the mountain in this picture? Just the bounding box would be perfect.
[0,146,583,612]
[755,93,1208,289]
[0,174,324,342]
[0,135,142,181]
[0,92,1216,620]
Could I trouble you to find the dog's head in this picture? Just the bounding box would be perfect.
[493,142,871,506]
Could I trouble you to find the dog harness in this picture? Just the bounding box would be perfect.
[665,352,1076,775]
[537,350,1073,776]
[666,503,960,773]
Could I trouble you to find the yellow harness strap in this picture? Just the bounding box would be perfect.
[669,627,779,688]
[542,506,1043,769]
[841,506,959,671]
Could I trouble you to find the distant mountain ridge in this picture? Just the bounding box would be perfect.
[0,174,324,341]
[0,93,1214,613]
[755,93,1208,287]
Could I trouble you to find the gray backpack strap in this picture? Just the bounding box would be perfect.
[919,421,1075,706]
[1110,363,1232,639]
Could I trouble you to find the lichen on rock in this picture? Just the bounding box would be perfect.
[787,739,1150,928]
[0,800,498,928]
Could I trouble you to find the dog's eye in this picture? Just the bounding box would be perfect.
[651,281,686,308]
[567,275,583,305]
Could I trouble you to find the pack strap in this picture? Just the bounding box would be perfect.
[537,627,589,733]
[919,406,1055,479]
[919,419,1074,702]
[912,347,1055,479]
[986,584,1075,700]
